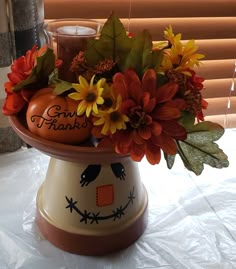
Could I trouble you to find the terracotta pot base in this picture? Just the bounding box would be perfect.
[36,185,148,256]
[9,115,149,256]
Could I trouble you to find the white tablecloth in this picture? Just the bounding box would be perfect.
[0,129,236,269]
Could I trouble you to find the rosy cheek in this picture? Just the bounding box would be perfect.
[96,184,114,207]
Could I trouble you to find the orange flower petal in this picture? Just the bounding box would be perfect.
[160,120,187,140]
[125,69,143,103]
[25,45,37,69]
[133,129,145,144]
[130,143,145,162]
[115,131,132,149]
[146,143,161,165]
[2,91,26,115]
[138,126,151,140]
[168,98,186,110]
[96,137,114,148]
[142,69,157,97]
[120,99,136,114]
[156,82,178,103]
[115,144,130,155]
[8,71,25,84]
[143,92,156,113]
[4,81,14,92]
[151,121,162,136]
[202,98,208,109]
[152,133,177,155]
[113,73,128,99]
[153,105,181,120]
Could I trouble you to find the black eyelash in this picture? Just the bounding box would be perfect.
[80,164,101,187]
[110,162,126,180]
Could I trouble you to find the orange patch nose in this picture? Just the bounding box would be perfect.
[96,184,114,207]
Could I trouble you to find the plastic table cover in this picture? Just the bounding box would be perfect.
[0,129,236,269]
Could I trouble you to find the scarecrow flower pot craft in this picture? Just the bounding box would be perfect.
[2,14,229,255]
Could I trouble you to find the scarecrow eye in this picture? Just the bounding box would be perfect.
[111,162,126,180]
[80,164,101,187]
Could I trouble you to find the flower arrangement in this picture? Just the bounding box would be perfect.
[2,14,229,175]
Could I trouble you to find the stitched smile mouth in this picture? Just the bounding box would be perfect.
[65,186,135,224]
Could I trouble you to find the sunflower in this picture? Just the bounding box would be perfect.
[69,75,105,117]
[93,95,129,135]
[157,26,204,75]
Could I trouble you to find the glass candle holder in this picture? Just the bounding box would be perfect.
[44,19,103,82]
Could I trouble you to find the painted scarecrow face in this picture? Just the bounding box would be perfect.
[65,161,136,225]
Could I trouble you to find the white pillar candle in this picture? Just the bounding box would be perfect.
[57,26,96,36]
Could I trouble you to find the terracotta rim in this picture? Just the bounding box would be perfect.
[9,115,129,162]
[36,200,148,256]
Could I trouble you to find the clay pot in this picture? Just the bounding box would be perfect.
[9,114,148,255]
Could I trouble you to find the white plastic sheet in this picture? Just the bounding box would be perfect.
[0,129,236,269]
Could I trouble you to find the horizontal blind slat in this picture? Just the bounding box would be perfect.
[195,39,236,60]
[44,0,236,19]
[204,114,236,129]
[203,79,233,98]
[204,96,236,116]
[125,18,236,40]
[195,59,235,80]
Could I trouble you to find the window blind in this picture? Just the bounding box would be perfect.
[44,0,236,128]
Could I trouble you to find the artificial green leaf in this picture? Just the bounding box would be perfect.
[156,73,168,87]
[85,14,133,67]
[13,49,55,92]
[176,121,229,175]
[151,49,164,71]
[52,78,73,95]
[164,152,176,169]
[35,48,55,78]
[123,30,163,76]
[178,111,195,130]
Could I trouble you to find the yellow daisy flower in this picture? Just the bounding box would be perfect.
[69,75,105,117]
[93,95,129,135]
[159,26,204,74]
[164,25,182,45]
[101,82,115,109]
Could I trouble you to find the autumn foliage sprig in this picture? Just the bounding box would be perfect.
[2,14,229,175]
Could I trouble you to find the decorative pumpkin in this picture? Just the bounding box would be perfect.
[26,87,92,144]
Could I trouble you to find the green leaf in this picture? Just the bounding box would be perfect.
[85,14,133,67]
[35,48,55,78]
[156,73,168,87]
[84,14,163,77]
[176,121,229,175]
[164,152,176,169]
[179,111,195,130]
[164,111,195,171]
[13,48,55,92]
[123,30,163,76]
[52,78,73,95]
